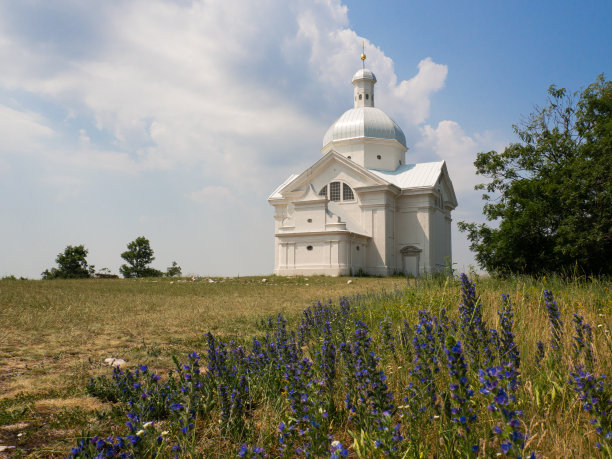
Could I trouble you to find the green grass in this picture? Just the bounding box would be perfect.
[0,274,610,457]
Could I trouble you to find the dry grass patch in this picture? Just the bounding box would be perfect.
[0,275,401,456]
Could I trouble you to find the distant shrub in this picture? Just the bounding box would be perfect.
[166,261,182,277]
[42,245,95,279]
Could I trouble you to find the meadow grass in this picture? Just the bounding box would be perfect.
[0,274,610,457]
[0,275,403,456]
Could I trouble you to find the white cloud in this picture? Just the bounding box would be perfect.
[0,0,502,277]
[386,58,448,125]
[187,185,236,205]
[0,0,452,190]
[416,120,479,192]
[414,120,507,193]
[0,104,54,153]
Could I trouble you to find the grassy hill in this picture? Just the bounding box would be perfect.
[0,274,610,457]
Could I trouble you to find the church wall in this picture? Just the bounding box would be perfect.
[324,141,405,171]
[416,208,432,273]
[274,233,369,276]
[394,194,426,275]
[394,193,436,275]
[329,143,365,166]
[363,143,405,171]
[292,203,327,232]
[427,187,453,272]
[359,189,395,275]
[306,166,371,238]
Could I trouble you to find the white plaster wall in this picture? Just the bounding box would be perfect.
[353,80,375,108]
[295,241,328,266]
[322,143,366,168]
[323,140,405,171]
[363,143,405,171]
[293,204,326,232]
[275,233,369,276]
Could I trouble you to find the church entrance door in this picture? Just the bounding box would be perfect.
[400,245,421,278]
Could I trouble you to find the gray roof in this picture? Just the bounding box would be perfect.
[269,161,447,201]
[370,161,444,188]
[352,68,376,83]
[268,173,299,200]
[322,107,407,148]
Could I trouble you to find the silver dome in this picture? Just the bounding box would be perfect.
[322,107,406,148]
[352,68,376,83]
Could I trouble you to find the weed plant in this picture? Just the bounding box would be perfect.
[56,274,612,458]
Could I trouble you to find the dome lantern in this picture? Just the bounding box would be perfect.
[352,68,376,108]
[321,62,407,172]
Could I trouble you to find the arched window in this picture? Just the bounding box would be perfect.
[318,182,355,202]
[343,183,354,200]
[365,94,369,100]
[359,94,362,100]
[329,181,341,201]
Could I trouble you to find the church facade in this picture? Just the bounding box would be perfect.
[268,64,457,277]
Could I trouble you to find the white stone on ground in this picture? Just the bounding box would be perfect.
[104,358,127,368]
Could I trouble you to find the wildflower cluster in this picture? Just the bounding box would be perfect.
[444,337,477,453]
[498,294,520,369]
[458,273,491,368]
[72,276,606,458]
[569,367,612,453]
[340,321,399,455]
[479,363,524,456]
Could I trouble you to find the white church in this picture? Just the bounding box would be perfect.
[269,57,457,277]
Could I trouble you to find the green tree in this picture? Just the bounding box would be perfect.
[42,245,95,279]
[459,75,612,276]
[119,236,163,278]
[166,261,182,277]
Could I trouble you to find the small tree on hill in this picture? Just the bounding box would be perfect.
[42,245,95,279]
[120,236,163,278]
[166,261,182,277]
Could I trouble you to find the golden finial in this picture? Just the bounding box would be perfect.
[360,41,366,68]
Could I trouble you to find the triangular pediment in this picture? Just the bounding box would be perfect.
[439,161,458,209]
[276,151,391,198]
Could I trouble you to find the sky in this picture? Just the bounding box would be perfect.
[0,0,610,278]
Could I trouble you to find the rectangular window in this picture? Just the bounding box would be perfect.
[330,181,341,201]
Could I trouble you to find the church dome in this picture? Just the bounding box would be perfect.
[322,106,407,148]
[352,68,377,83]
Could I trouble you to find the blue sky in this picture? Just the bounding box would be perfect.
[1,0,610,278]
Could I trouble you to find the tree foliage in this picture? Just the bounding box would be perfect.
[119,236,163,278]
[166,261,182,277]
[459,75,612,275]
[42,245,95,279]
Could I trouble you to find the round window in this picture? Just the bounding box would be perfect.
[377,155,381,160]
[307,245,313,251]
[307,218,312,223]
